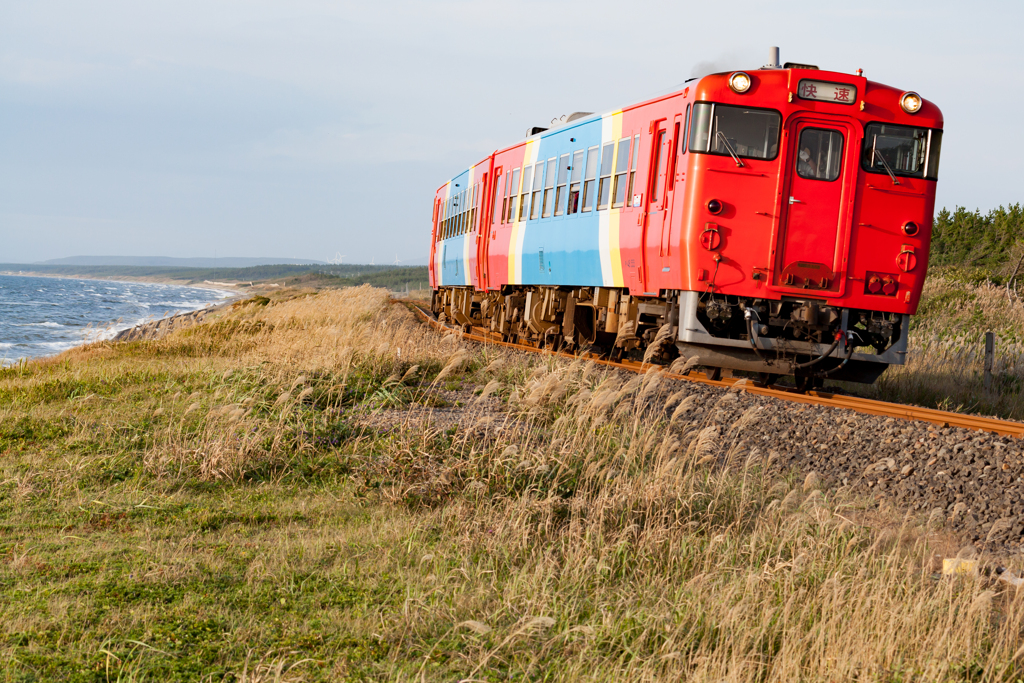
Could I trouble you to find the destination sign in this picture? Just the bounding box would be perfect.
[797,79,857,105]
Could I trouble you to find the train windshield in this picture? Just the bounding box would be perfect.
[861,123,942,180]
[689,103,781,160]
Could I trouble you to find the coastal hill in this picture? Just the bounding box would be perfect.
[40,256,327,267]
[0,262,429,292]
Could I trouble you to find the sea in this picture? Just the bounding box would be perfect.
[0,274,235,365]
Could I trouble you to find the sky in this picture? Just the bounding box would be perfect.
[2,0,1021,264]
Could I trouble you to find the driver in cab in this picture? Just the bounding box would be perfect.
[798,146,818,177]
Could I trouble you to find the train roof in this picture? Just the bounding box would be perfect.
[436,63,942,194]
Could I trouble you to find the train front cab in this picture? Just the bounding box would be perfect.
[674,68,943,383]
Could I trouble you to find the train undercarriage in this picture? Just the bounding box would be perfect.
[432,285,907,385]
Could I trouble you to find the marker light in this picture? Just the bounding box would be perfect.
[728,72,752,93]
[902,221,919,237]
[706,198,724,215]
[900,91,922,114]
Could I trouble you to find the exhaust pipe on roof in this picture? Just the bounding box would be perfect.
[764,46,781,69]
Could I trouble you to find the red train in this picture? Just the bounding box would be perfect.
[429,48,943,385]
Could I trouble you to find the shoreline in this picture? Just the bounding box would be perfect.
[0,269,247,292]
[0,275,245,366]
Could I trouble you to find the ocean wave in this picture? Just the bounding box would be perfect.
[0,274,235,362]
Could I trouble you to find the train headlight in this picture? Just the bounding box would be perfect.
[900,91,922,114]
[728,72,752,93]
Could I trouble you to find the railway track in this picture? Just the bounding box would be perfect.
[400,299,1024,439]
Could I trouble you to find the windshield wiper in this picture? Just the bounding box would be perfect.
[715,131,744,167]
[873,148,900,186]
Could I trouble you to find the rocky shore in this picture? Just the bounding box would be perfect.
[112,297,240,342]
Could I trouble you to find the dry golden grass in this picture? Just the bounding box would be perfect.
[1,285,1023,680]
[866,275,1024,419]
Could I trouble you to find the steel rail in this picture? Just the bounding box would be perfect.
[399,299,1024,438]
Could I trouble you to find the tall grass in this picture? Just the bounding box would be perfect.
[866,275,1024,419]
[2,285,1024,680]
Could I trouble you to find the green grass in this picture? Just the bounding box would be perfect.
[2,286,1023,681]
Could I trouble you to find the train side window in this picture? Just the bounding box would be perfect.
[507,168,520,222]
[581,146,598,212]
[567,150,584,214]
[612,138,630,208]
[491,172,502,225]
[542,158,556,217]
[530,163,543,219]
[597,143,614,210]
[456,192,462,235]
[627,134,639,205]
[470,185,477,232]
[519,165,533,222]
[926,130,942,180]
[455,192,461,235]
[689,103,713,153]
[797,128,843,181]
[650,130,666,202]
[682,105,690,154]
[554,153,570,216]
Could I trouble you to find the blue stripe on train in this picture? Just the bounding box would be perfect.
[439,113,609,288]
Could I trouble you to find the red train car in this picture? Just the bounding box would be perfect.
[429,48,943,385]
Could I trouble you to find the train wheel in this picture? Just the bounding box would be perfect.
[795,376,824,393]
[758,373,780,387]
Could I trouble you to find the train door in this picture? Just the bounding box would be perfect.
[661,113,684,256]
[642,119,673,288]
[475,170,490,290]
[773,115,858,294]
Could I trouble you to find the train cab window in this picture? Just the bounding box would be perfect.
[530,163,543,219]
[542,158,556,217]
[861,123,942,180]
[582,146,598,212]
[597,143,614,210]
[519,166,533,221]
[689,102,781,160]
[491,172,502,225]
[612,138,630,208]
[554,154,570,216]
[568,150,584,214]
[796,128,844,181]
[507,168,520,222]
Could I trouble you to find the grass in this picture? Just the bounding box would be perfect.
[858,271,1024,420]
[3,286,1024,681]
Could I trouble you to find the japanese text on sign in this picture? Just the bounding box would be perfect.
[797,79,857,105]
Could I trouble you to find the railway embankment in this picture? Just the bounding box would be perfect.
[4,284,1024,679]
